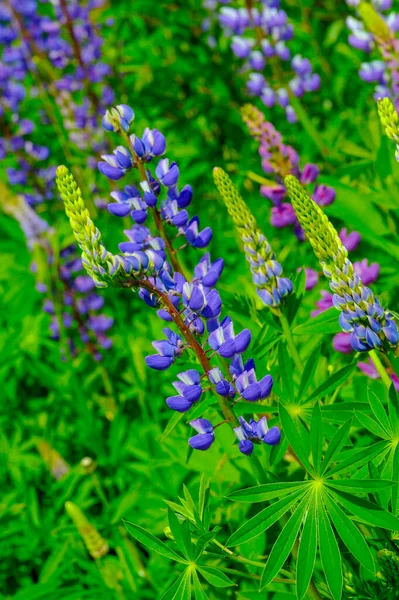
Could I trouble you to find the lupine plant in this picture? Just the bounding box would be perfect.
[4,1,399,599]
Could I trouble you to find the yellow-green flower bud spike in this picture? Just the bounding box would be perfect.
[285,175,347,267]
[56,166,128,288]
[213,167,293,309]
[65,501,109,560]
[36,440,70,480]
[378,97,399,140]
[377,549,399,584]
[358,2,391,42]
[377,97,399,161]
[285,175,399,353]
[241,104,265,142]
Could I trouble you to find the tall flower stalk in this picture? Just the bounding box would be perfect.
[56,105,281,465]
[285,175,399,381]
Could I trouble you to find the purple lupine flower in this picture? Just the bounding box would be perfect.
[333,332,353,354]
[188,419,215,450]
[339,228,361,251]
[235,361,273,401]
[353,259,380,285]
[311,290,334,317]
[302,268,319,291]
[312,184,336,206]
[358,358,399,391]
[208,367,235,398]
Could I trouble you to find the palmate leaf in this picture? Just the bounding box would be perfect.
[192,570,209,600]
[326,440,387,477]
[296,494,317,600]
[327,488,399,530]
[279,404,311,472]
[124,521,187,564]
[325,479,395,494]
[260,492,311,590]
[307,363,356,402]
[320,418,353,475]
[324,494,375,573]
[168,508,193,560]
[196,565,234,588]
[296,344,321,403]
[318,499,342,600]
[368,388,392,435]
[227,487,308,546]
[310,403,323,474]
[161,569,192,600]
[227,480,309,503]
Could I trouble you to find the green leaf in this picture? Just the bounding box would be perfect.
[194,529,220,560]
[226,488,307,547]
[168,508,193,560]
[124,521,187,564]
[326,479,395,494]
[392,444,399,515]
[324,494,375,573]
[326,440,387,477]
[279,403,311,472]
[168,569,192,600]
[310,403,323,474]
[296,494,317,600]
[307,363,356,402]
[193,570,209,600]
[198,474,211,522]
[197,565,234,588]
[260,493,310,590]
[161,571,186,600]
[330,488,399,530]
[318,499,342,600]
[293,307,341,336]
[388,384,399,435]
[321,418,353,475]
[278,340,294,403]
[227,480,309,503]
[355,411,390,440]
[297,344,321,403]
[368,388,391,436]
[161,412,185,442]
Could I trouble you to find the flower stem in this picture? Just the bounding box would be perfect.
[279,312,303,373]
[369,349,392,389]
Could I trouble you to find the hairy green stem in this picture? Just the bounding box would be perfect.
[369,349,392,389]
[279,312,304,372]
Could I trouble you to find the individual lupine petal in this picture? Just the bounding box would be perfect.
[184,217,213,248]
[188,419,215,451]
[201,289,222,319]
[156,159,180,187]
[166,395,193,412]
[263,426,281,445]
[312,184,336,206]
[353,259,380,285]
[182,282,206,312]
[145,355,174,370]
[98,161,124,180]
[142,128,166,157]
[239,439,254,455]
[194,253,224,287]
[102,105,135,133]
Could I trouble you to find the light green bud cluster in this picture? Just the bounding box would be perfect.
[65,501,109,560]
[285,175,347,268]
[213,167,293,309]
[377,97,399,161]
[56,166,130,288]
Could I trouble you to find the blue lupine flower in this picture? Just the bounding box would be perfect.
[194,253,224,287]
[184,217,213,248]
[156,158,180,187]
[234,415,281,455]
[166,369,203,412]
[208,317,251,358]
[208,367,235,398]
[102,104,135,132]
[235,362,273,401]
[145,328,184,370]
[188,419,215,450]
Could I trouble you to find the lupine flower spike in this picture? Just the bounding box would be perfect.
[57,105,280,456]
[378,96,399,160]
[65,501,109,560]
[285,175,399,352]
[213,167,293,312]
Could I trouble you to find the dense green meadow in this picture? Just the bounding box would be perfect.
[2,0,399,598]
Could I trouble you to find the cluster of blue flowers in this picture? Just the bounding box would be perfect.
[97,104,280,454]
[0,0,114,193]
[346,0,399,107]
[205,0,320,122]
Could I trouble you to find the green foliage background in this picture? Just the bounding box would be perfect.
[2,0,399,599]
